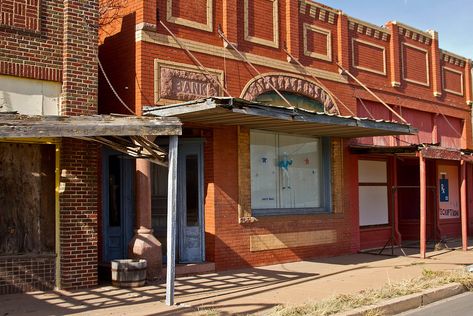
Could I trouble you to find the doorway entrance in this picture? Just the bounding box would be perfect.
[152,139,205,263]
[101,150,135,264]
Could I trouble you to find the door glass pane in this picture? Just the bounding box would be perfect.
[108,156,121,227]
[186,154,199,226]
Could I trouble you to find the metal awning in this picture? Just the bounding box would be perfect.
[143,97,417,138]
[0,114,182,164]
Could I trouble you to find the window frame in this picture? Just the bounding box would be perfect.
[250,130,332,217]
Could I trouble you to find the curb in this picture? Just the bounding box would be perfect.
[337,283,466,316]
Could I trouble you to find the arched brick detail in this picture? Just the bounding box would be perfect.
[240,73,340,115]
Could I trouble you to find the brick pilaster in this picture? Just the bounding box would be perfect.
[223,0,238,45]
[387,21,401,87]
[465,59,472,106]
[285,0,300,59]
[429,30,442,97]
[337,11,349,69]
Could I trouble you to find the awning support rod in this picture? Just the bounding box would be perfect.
[336,62,408,124]
[217,28,295,111]
[283,47,354,116]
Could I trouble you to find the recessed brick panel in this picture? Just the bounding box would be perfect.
[403,43,429,85]
[246,0,275,42]
[353,40,385,75]
[443,68,463,95]
[170,0,208,25]
[306,28,328,56]
[0,0,40,32]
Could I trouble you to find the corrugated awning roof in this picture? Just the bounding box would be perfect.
[143,97,417,138]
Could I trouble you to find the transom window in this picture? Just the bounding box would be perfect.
[250,130,331,216]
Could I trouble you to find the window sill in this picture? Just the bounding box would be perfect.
[252,208,330,217]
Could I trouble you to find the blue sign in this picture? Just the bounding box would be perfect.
[439,178,449,202]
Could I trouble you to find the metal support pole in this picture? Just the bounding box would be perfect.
[166,135,178,306]
[461,160,468,251]
[419,152,427,259]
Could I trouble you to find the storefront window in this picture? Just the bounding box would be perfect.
[250,130,331,215]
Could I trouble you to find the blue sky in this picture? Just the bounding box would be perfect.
[319,0,472,59]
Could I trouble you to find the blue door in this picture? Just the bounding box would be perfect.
[102,150,134,263]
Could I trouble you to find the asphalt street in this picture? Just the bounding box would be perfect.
[398,292,473,316]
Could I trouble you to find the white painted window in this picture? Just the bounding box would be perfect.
[358,160,389,226]
[0,75,61,115]
[250,130,330,215]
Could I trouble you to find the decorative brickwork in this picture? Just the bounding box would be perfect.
[0,0,63,82]
[0,0,41,32]
[0,255,55,294]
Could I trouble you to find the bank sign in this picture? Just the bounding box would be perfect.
[438,166,460,219]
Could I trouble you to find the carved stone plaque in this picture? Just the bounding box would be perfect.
[158,66,221,102]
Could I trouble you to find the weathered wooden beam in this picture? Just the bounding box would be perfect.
[166,135,178,306]
[0,115,182,138]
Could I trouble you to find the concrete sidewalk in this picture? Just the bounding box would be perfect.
[1,247,472,316]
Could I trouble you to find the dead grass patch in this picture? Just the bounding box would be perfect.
[268,269,473,316]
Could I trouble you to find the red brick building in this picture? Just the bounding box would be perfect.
[0,0,180,295]
[99,0,473,274]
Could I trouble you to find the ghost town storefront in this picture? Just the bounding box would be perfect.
[0,114,181,294]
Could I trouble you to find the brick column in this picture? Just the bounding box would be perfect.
[128,159,162,280]
[337,12,349,69]
[429,30,442,97]
[285,0,300,59]
[59,0,99,290]
[387,21,401,88]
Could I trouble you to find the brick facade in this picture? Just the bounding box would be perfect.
[1,0,99,293]
[99,1,472,270]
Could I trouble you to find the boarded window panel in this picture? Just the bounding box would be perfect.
[358,160,387,183]
[250,131,278,209]
[443,68,463,95]
[359,186,389,226]
[279,134,321,208]
[398,107,433,145]
[353,40,385,74]
[403,44,429,85]
[0,143,55,255]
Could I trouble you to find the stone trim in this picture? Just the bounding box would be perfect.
[154,59,224,104]
[166,0,213,32]
[401,42,430,87]
[138,30,348,83]
[303,23,332,62]
[442,66,464,96]
[351,38,387,76]
[239,72,339,115]
[244,0,279,48]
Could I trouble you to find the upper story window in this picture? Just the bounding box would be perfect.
[0,0,40,32]
[250,130,331,216]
